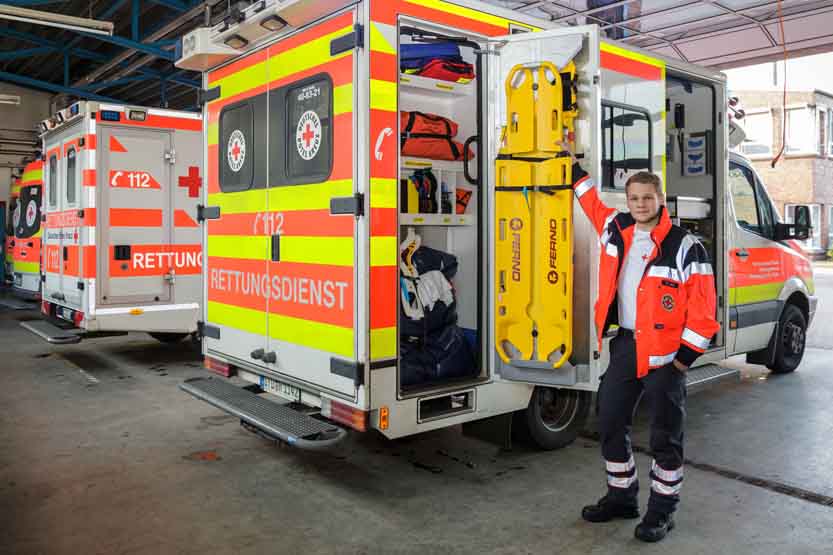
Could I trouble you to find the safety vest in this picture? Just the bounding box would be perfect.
[572,164,721,377]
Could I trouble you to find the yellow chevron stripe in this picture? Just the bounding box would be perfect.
[206,83,353,147]
[268,312,354,358]
[208,234,355,266]
[403,0,535,31]
[370,79,397,112]
[601,41,665,69]
[370,236,397,266]
[207,180,354,214]
[214,24,354,101]
[207,300,354,357]
[369,22,396,55]
[370,178,397,209]
[370,326,396,359]
[13,261,39,274]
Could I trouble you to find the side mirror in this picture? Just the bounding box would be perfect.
[776,204,812,241]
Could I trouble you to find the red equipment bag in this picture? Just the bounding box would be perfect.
[400,111,474,161]
[417,59,475,83]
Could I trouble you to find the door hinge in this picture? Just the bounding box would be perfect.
[330,357,364,386]
[164,269,176,285]
[196,205,221,222]
[165,149,176,165]
[198,86,221,105]
[197,321,221,340]
[330,23,364,56]
[330,193,364,216]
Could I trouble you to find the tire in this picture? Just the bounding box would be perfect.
[767,303,807,374]
[516,387,591,450]
[149,332,188,344]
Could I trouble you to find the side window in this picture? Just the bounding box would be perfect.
[66,148,77,204]
[754,179,775,239]
[269,73,334,187]
[48,155,58,207]
[729,163,761,234]
[219,102,255,192]
[601,101,651,190]
[285,76,332,184]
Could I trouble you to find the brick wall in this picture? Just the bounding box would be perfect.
[735,89,833,257]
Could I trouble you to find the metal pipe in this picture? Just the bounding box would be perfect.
[0,138,38,146]
[0,5,114,36]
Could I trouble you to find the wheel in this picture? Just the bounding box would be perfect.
[516,387,591,450]
[767,304,807,374]
[149,332,188,344]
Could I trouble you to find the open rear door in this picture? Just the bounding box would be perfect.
[486,25,601,387]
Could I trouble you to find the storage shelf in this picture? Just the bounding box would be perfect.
[401,157,464,172]
[400,213,473,226]
[399,74,474,98]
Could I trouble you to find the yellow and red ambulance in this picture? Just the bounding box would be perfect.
[4,176,21,284]
[24,101,203,345]
[175,0,816,449]
[11,160,44,300]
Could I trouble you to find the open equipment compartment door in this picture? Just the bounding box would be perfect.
[486,25,601,387]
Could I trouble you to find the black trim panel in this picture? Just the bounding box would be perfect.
[730,300,781,329]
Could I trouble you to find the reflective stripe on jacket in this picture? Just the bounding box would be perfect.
[572,164,720,377]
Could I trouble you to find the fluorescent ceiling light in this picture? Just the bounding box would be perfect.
[0,95,21,105]
[0,5,113,36]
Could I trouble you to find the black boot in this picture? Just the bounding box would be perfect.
[581,495,640,523]
[634,510,675,542]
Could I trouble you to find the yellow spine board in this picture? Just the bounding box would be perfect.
[495,62,577,368]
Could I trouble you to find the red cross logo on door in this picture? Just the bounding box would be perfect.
[178,166,202,198]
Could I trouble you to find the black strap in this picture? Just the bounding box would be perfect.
[495,184,572,194]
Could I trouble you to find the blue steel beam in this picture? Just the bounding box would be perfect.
[75,31,174,60]
[149,0,189,12]
[0,27,200,89]
[0,70,119,102]
[132,0,140,41]
[0,47,52,60]
[65,0,131,51]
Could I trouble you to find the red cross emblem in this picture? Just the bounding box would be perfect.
[178,166,202,198]
[231,141,241,160]
[642,253,650,262]
[302,123,315,147]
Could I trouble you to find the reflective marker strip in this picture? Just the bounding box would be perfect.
[683,261,713,282]
[651,461,683,482]
[648,266,682,281]
[95,303,200,316]
[651,480,682,496]
[574,176,594,198]
[648,351,677,367]
[682,328,711,350]
[608,473,637,489]
[606,456,636,473]
[605,243,618,257]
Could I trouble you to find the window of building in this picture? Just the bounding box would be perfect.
[66,148,77,204]
[601,101,652,190]
[786,106,815,154]
[818,108,826,156]
[786,203,822,250]
[828,109,833,156]
[740,109,772,158]
[828,205,833,247]
[48,155,57,207]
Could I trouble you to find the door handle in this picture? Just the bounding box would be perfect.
[262,351,277,364]
[735,249,749,259]
[250,348,265,360]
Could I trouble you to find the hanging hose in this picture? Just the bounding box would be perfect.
[771,0,788,169]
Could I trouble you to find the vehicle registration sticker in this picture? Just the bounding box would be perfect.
[259,376,301,403]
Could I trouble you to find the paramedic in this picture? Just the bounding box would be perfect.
[568,156,719,543]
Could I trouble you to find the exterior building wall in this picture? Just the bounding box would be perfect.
[734,89,833,258]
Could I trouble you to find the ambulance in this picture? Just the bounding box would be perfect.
[24,101,204,345]
[11,160,44,300]
[4,176,21,284]
[175,0,816,449]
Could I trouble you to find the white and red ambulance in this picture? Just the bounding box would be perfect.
[24,101,204,344]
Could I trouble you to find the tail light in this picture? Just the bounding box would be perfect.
[41,300,50,315]
[321,398,367,432]
[204,356,235,377]
[72,310,84,326]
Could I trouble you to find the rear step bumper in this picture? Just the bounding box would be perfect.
[21,319,83,344]
[179,377,347,450]
[686,364,740,393]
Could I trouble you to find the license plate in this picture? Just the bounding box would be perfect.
[259,376,301,403]
[58,307,74,322]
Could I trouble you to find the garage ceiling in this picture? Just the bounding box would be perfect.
[0,1,832,111]
[488,0,833,69]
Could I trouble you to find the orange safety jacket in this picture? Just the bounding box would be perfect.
[572,164,720,377]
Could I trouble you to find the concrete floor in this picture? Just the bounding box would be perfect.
[1,270,832,555]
